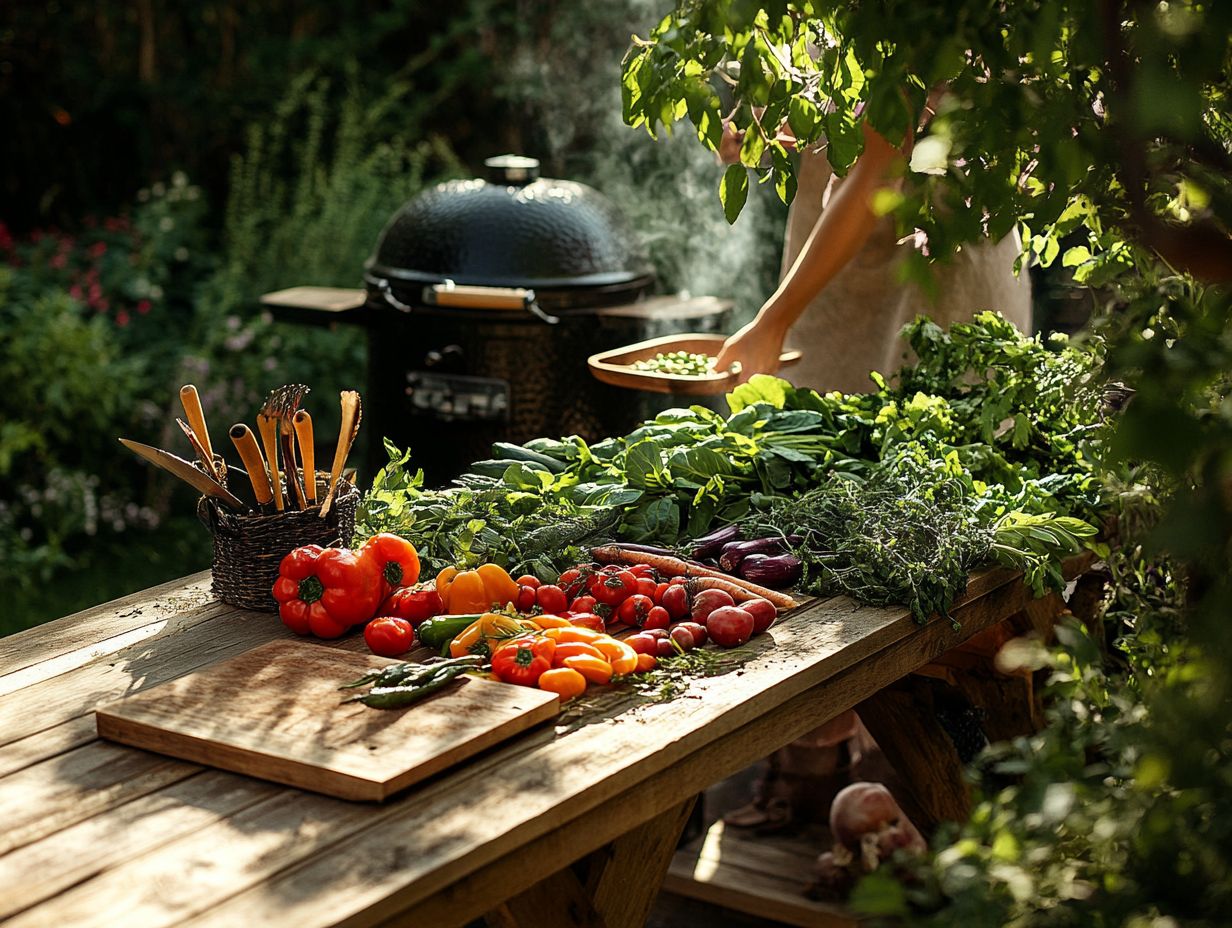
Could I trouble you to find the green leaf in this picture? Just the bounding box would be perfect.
[719,164,749,224]
[623,496,681,543]
[624,440,670,489]
[669,446,735,483]
[726,374,791,412]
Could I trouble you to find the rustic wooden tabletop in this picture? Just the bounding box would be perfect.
[0,563,1078,928]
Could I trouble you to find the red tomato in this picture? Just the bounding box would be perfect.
[635,577,658,599]
[363,617,416,657]
[588,568,638,606]
[568,612,606,632]
[378,586,444,627]
[570,594,598,613]
[653,581,671,604]
[516,585,538,612]
[628,564,657,579]
[669,576,688,585]
[515,574,541,589]
[558,568,585,598]
[643,605,671,630]
[536,584,569,614]
[616,594,656,627]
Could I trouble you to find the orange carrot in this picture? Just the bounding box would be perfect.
[590,544,799,610]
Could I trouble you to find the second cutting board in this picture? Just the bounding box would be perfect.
[95,639,560,801]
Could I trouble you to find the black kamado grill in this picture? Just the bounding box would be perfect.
[262,155,732,483]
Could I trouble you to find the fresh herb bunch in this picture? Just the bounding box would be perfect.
[358,313,1107,599]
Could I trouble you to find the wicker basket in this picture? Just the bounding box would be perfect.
[198,471,360,612]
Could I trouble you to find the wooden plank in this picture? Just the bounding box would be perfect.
[0,572,213,678]
[583,796,698,928]
[664,821,856,928]
[97,641,560,801]
[0,717,98,778]
[0,741,200,856]
[0,605,287,748]
[0,771,278,918]
[856,678,970,832]
[179,576,1032,928]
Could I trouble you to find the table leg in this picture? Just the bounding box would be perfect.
[483,796,697,928]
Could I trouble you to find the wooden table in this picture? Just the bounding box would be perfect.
[0,563,1085,928]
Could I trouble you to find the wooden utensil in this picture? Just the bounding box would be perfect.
[262,385,310,511]
[294,410,316,503]
[228,424,273,506]
[588,332,803,396]
[179,385,218,479]
[256,413,284,511]
[119,438,245,510]
[95,640,560,801]
[175,418,218,478]
[320,390,362,518]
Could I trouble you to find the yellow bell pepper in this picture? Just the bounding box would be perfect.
[436,564,520,614]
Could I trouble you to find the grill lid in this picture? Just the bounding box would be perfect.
[364,155,654,294]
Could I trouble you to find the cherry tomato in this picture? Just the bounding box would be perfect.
[643,605,671,630]
[661,584,690,621]
[628,564,657,579]
[569,594,598,613]
[515,574,541,589]
[635,577,658,599]
[558,568,586,598]
[516,585,538,612]
[588,568,638,606]
[669,576,688,585]
[616,594,656,627]
[568,612,607,633]
[653,582,671,604]
[378,586,444,626]
[536,584,569,614]
[539,667,587,701]
[363,617,416,657]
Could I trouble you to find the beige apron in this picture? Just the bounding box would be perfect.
[782,147,1032,393]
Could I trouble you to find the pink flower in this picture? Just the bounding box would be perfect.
[69,284,83,300]
[49,253,67,269]
[115,309,130,327]
[88,282,102,300]
[136,299,152,315]
[88,242,107,258]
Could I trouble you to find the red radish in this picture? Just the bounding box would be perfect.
[742,598,777,634]
[675,621,707,646]
[829,782,926,857]
[669,625,697,650]
[515,574,541,588]
[535,584,568,614]
[654,637,678,658]
[691,588,735,624]
[706,606,754,647]
[626,633,659,655]
[661,584,689,620]
[643,628,669,640]
[643,605,671,630]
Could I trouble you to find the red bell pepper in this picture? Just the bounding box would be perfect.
[361,532,421,597]
[490,635,556,687]
[272,545,384,639]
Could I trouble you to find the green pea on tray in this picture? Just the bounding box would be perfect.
[630,351,716,377]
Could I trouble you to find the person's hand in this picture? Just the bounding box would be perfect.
[718,121,744,165]
[714,315,789,384]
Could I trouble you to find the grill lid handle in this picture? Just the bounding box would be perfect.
[484,154,541,186]
[424,280,560,325]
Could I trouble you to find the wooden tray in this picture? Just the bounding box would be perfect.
[95,640,559,801]
[588,333,802,395]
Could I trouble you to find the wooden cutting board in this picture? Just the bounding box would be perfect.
[95,640,560,801]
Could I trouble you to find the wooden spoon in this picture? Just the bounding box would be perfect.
[320,391,362,518]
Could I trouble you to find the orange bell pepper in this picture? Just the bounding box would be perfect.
[562,654,613,685]
[542,626,605,644]
[436,564,519,614]
[593,637,639,675]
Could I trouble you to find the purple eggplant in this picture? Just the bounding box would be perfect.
[738,553,803,589]
[717,537,789,573]
[689,524,742,561]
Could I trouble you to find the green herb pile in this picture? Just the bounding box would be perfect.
[356,313,1107,614]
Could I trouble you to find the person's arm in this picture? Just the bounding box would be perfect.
[715,123,905,381]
